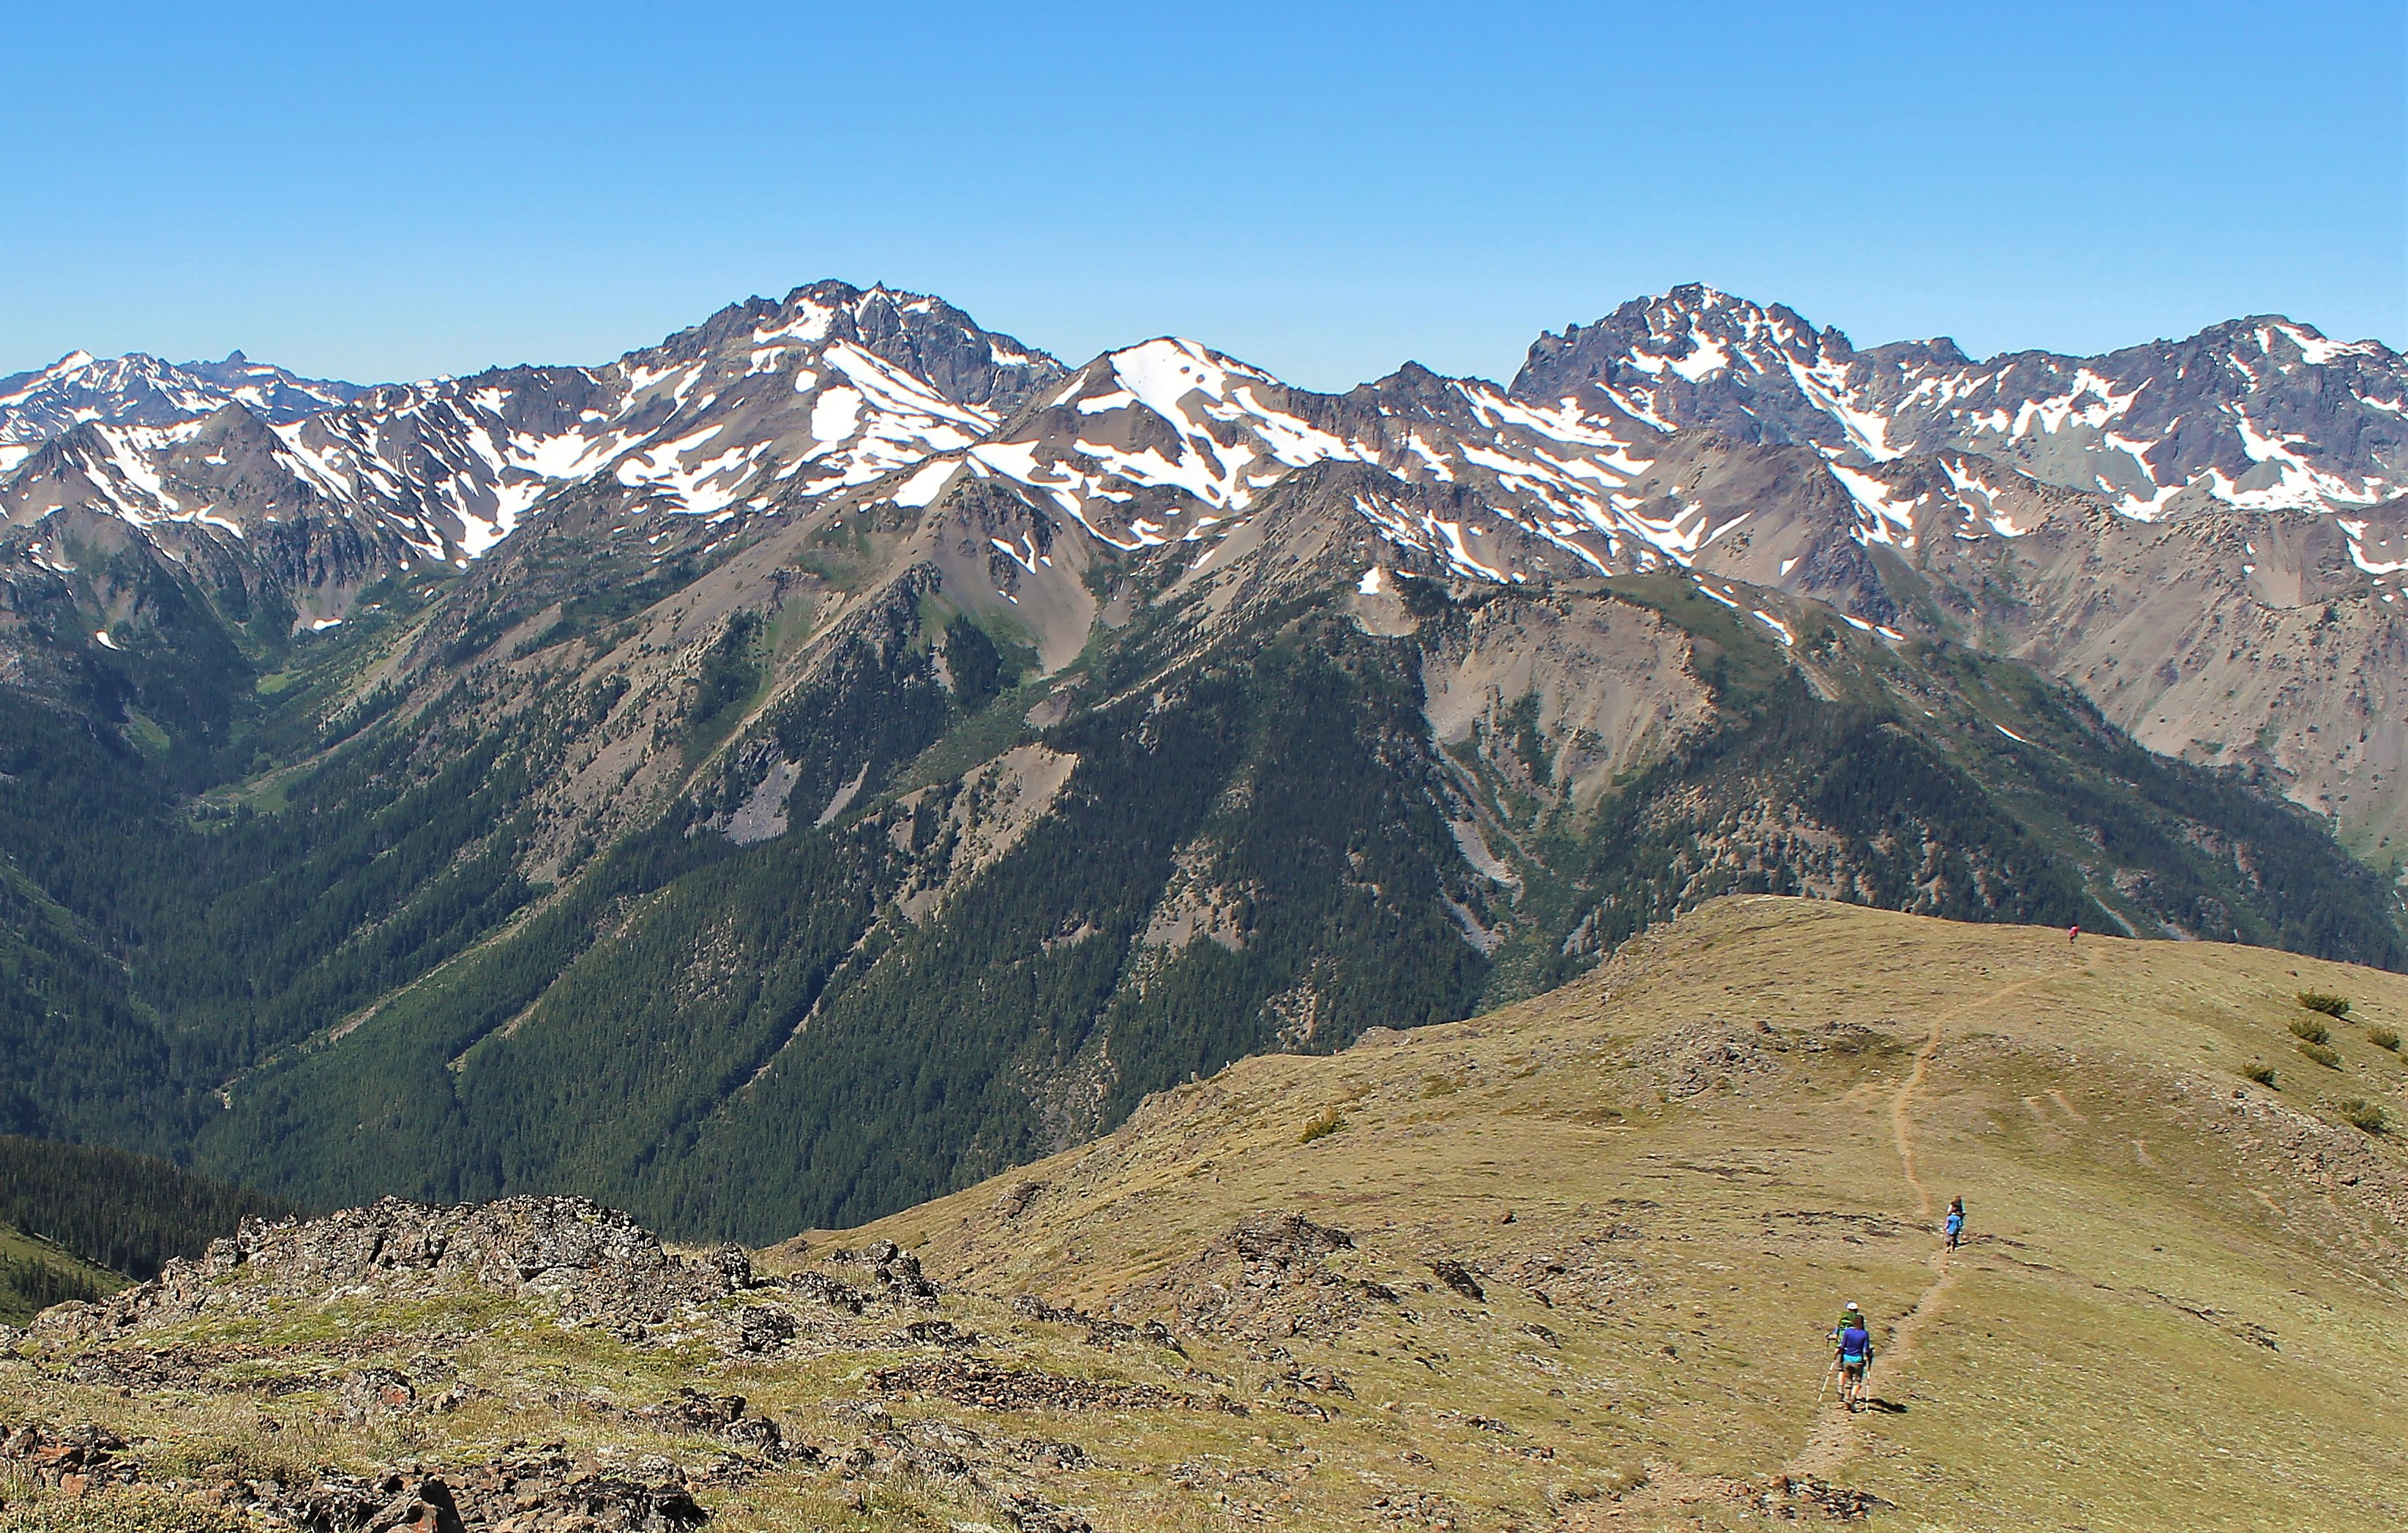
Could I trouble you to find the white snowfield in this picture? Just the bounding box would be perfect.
[3,282,2402,600]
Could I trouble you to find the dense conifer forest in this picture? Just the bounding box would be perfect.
[0,1133,291,1281]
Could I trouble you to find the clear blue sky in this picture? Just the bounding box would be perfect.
[4,1,2400,391]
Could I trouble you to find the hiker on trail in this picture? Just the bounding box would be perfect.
[1831,1303,1874,1411]
[2068,923,2080,944]
[1945,1198,1965,1251]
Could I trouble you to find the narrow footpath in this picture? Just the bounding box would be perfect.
[1784,948,2099,1480]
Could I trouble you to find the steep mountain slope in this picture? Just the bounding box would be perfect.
[5,901,2401,1531]
[0,1220,120,1324]
[0,284,2402,1242]
[0,1134,293,1283]
[0,1128,285,1326]
[8,282,2404,858]
[169,441,2400,1239]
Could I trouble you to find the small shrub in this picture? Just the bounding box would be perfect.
[1299,1106,1345,1144]
[2369,1027,2401,1052]
[2298,991,2351,1019]
[2298,1041,2343,1070]
[2289,1018,2330,1045]
[2338,1098,2388,1135]
[2242,1060,2277,1087]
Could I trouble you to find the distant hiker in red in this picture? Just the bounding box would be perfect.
[2068,924,2079,944]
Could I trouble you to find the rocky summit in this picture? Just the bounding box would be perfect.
[0,282,2404,1256]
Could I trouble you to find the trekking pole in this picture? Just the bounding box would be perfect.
[1812,1356,1838,1412]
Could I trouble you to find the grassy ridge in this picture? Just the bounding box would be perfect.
[834,896,2408,1531]
[0,899,2401,1528]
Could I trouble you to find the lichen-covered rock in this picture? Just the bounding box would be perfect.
[733,1305,796,1354]
[775,1270,869,1313]
[1143,1212,1402,1341]
[338,1367,419,1423]
[702,1245,754,1290]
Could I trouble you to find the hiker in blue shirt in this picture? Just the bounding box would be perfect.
[1831,1301,1874,1411]
[1945,1197,1965,1251]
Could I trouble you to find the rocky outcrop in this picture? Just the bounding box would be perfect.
[823,1240,938,1307]
[230,1453,710,1533]
[29,1196,739,1341]
[1145,1212,1404,1341]
[865,1357,1245,1416]
[0,1422,141,1496]
[1008,1293,1181,1353]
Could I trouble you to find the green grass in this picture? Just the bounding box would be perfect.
[0,1483,252,1533]
[117,709,171,760]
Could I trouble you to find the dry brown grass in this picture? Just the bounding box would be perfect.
[7,899,2405,1532]
[844,897,2408,1531]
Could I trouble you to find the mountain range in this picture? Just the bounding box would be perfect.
[1,280,2403,1239]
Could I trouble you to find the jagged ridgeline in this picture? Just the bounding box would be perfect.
[0,282,2404,1243]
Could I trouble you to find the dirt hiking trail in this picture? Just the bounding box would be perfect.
[1785,946,2101,1480]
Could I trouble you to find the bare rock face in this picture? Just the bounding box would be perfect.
[30,1196,737,1341]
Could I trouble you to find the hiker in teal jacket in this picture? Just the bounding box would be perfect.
[1831,1302,1873,1410]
